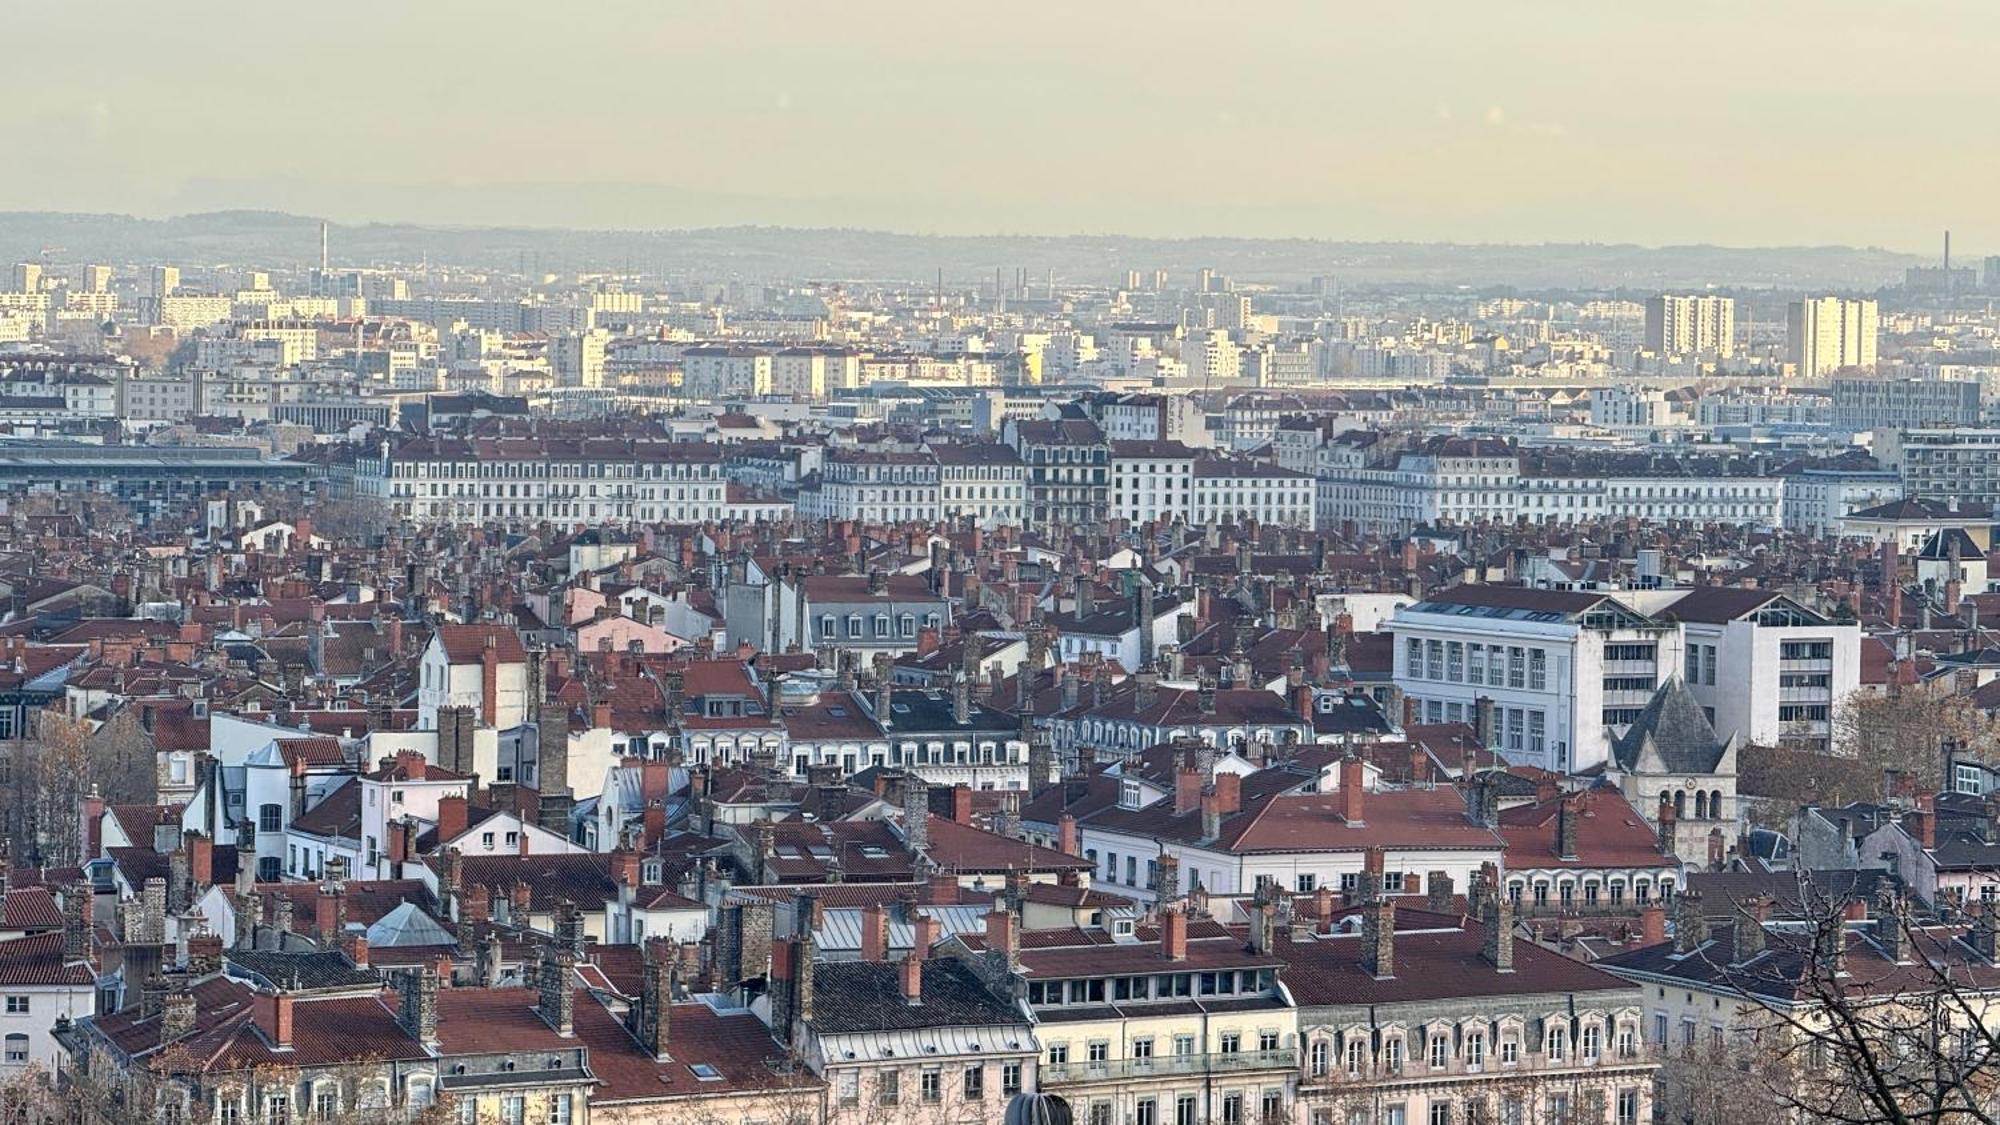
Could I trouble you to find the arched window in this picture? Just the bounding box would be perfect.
[1710,790,1724,818]
[1694,791,1708,819]
[1673,790,1686,819]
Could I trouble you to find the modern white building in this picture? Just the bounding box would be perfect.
[1390,586,1680,774]
[681,346,772,398]
[1643,295,1735,359]
[1786,296,1878,376]
[1659,587,1861,754]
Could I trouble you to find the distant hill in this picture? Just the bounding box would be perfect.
[0,210,1926,291]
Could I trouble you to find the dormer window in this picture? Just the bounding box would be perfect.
[1119,780,1142,810]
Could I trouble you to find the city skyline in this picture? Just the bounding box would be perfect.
[8,1,2000,251]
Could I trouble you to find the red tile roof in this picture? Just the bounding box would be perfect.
[1496,788,1678,871]
[434,624,527,665]
[0,931,93,986]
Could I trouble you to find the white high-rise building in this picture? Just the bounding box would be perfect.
[550,328,609,388]
[1643,294,1734,358]
[1787,296,1878,376]
[1183,328,1238,387]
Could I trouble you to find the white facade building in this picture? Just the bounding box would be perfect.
[1390,586,1680,774]
[1661,587,1861,754]
[358,434,727,526]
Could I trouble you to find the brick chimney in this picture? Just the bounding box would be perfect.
[1174,768,1202,815]
[1480,876,1514,972]
[1213,772,1241,816]
[900,952,924,1005]
[162,990,197,1046]
[1363,897,1396,979]
[1556,794,1581,861]
[1161,906,1188,961]
[925,872,959,905]
[1638,904,1666,946]
[315,881,345,944]
[480,634,499,727]
[950,784,973,826]
[189,833,214,889]
[1057,814,1078,857]
[861,902,889,964]
[985,908,1017,966]
[1675,890,1708,953]
[1737,896,1772,961]
[1339,754,1365,826]
[255,990,294,1048]
[437,795,469,846]
[1425,871,1454,915]
[912,913,938,958]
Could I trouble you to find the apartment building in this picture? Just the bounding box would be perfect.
[1192,457,1315,528]
[1111,440,1198,525]
[1006,417,1111,529]
[357,434,728,525]
[1317,439,1784,535]
[1644,294,1735,358]
[1787,296,1878,376]
[1830,374,1980,432]
[1315,436,1517,535]
[1292,875,1654,1125]
[817,450,941,524]
[682,346,773,398]
[1881,427,2000,508]
[1389,586,1680,774]
[1022,909,1300,1125]
[931,441,1025,529]
[1073,753,1505,906]
[1780,466,1903,537]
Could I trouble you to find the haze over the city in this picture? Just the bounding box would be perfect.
[8,0,1998,249]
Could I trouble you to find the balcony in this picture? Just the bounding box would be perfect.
[1041,1048,1297,1086]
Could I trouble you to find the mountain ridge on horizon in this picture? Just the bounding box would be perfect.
[0,209,1932,291]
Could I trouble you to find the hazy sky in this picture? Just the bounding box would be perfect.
[8,1,1997,251]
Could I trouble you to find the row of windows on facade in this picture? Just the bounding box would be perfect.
[820,612,942,641]
[1410,697,1555,763]
[1030,971,1279,1008]
[1306,1089,1644,1125]
[394,482,717,499]
[1404,639,1552,690]
[212,1081,556,1125]
[833,1061,1021,1106]
[389,461,717,479]
[1307,1018,1638,1079]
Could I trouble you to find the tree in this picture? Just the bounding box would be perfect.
[1684,874,2000,1125]
[27,708,94,869]
[1833,680,1999,791]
